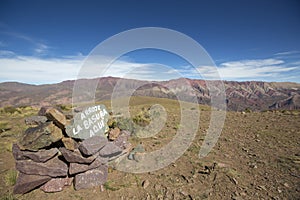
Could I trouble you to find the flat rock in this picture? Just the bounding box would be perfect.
[59,147,96,164]
[25,116,48,125]
[40,177,73,193]
[69,157,107,175]
[113,130,131,150]
[65,104,109,139]
[13,173,51,194]
[16,156,68,177]
[78,136,108,156]
[62,137,79,151]
[99,142,123,158]
[74,165,108,190]
[45,108,67,129]
[108,127,120,141]
[13,144,58,162]
[19,122,63,151]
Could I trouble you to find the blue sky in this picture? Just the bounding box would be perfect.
[0,0,300,84]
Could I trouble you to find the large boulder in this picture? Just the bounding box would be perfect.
[16,156,68,177]
[19,122,63,151]
[78,136,108,156]
[74,165,108,190]
[13,173,51,194]
[65,104,109,139]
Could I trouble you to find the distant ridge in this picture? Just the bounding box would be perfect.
[0,77,299,111]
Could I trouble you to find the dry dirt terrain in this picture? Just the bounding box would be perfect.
[0,96,299,200]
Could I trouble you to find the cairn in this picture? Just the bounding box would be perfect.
[13,105,131,194]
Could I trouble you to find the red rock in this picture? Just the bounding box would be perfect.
[59,147,96,164]
[74,165,108,190]
[40,177,73,193]
[16,156,68,177]
[78,136,108,156]
[69,157,108,175]
[13,144,58,162]
[113,130,131,150]
[99,142,122,158]
[13,173,51,194]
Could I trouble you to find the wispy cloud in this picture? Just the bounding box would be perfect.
[0,30,50,55]
[34,43,50,55]
[0,50,15,57]
[274,51,300,56]
[195,58,298,82]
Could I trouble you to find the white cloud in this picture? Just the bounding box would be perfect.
[0,54,299,84]
[195,58,298,81]
[0,55,83,84]
[0,54,182,84]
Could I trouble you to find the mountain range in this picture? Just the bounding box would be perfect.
[0,77,299,111]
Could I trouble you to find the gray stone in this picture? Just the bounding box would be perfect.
[65,104,109,139]
[16,156,68,177]
[13,144,58,162]
[13,173,51,194]
[25,116,48,125]
[78,136,108,156]
[99,142,123,158]
[69,157,107,175]
[40,177,73,193]
[19,122,63,151]
[59,147,96,164]
[74,165,108,190]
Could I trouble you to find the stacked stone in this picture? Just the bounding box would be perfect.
[13,106,131,194]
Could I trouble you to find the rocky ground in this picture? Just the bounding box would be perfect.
[0,96,299,200]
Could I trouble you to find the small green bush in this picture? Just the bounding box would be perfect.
[5,169,17,186]
[3,107,21,114]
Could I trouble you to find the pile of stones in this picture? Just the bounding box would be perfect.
[13,105,131,194]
